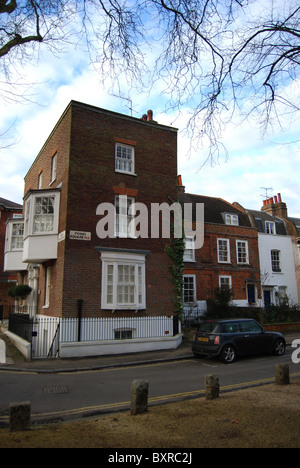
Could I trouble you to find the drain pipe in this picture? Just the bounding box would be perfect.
[77,299,83,342]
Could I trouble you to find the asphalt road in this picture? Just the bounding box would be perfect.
[0,348,299,425]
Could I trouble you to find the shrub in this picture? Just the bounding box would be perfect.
[7,285,32,300]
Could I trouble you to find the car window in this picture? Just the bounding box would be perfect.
[239,320,262,333]
[198,322,220,333]
[221,322,240,333]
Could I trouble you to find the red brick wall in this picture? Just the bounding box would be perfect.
[185,223,261,302]
[24,105,72,316]
[23,102,178,318]
[62,104,178,317]
[0,283,16,318]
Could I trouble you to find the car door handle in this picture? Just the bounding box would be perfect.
[244,335,250,338]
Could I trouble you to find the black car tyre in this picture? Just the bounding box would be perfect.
[220,344,236,364]
[273,338,285,356]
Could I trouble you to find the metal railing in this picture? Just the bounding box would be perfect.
[8,313,181,359]
[182,307,205,328]
[8,313,34,343]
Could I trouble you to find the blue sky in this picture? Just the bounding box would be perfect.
[0,21,299,217]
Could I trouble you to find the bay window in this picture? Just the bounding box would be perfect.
[23,189,60,263]
[100,250,147,310]
[24,190,60,237]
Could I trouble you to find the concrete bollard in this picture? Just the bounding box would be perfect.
[205,374,219,400]
[0,339,6,364]
[130,379,149,415]
[275,364,290,385]
[9,401,31,432]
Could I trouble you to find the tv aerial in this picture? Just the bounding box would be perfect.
[260,187,273,199]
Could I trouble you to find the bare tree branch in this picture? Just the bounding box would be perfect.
[0,0,299,160]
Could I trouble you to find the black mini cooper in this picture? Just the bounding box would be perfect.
[192,318,286,364]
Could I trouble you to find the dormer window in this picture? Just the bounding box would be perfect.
[225,214,239,226]
[265,221,276,235]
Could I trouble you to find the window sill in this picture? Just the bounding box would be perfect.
[115,170,137,177]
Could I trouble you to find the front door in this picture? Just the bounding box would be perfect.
[263,290,271,309]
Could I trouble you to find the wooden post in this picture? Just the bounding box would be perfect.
[205,374,219,400]
[9,401,31,432]
[130,379,149,415]
[275,364,290,385]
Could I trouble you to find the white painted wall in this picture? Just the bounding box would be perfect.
[258,233,298,305]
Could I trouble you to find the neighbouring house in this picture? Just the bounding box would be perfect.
[4,101,181,358]
[287,216,300,304]
[235,195,298,309]
[178,185,261,317]
[247,193,299,307]
[0,197,23,319]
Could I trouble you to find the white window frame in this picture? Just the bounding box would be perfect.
[38,171,43,189]
[265,221,276,235]
[183,236,195,262]
[101,251,146,310]
[115,195,136,238]
[5,220,24,251]
[271,250,281,272]
[24,191,60,237]
[219,275,232,289]
[217,238,230,263]
[236,240,249,264]
[225,213,239,226]
[115,143,135,175]
[44,266,51,308]
[183,274,196,304]
[50,153,57,184]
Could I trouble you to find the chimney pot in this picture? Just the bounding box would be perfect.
[142,114,147,121]
[147,110,153,121]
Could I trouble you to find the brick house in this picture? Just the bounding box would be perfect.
[0,197,23,318]
[179,188,261,315]
[4,101,181,356]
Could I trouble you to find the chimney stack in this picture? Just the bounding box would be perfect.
[147,110,153,121]
[261,193,288,218]
[177,175,185,193]
[141,110,156,123]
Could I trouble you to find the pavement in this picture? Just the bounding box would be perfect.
[0,325,300,374]
[0,326,300,373]
[0,326,194,373]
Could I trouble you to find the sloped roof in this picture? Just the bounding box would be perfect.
[179,193,252,227]
[0,197,23,211]
[247,209,287,235]
[288,217,300,237]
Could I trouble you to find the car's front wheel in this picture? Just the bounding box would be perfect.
[220,344,236,364]
[273,338,285,356]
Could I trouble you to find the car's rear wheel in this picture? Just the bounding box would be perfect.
[220,344,236,364]
[273,338,285,356]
